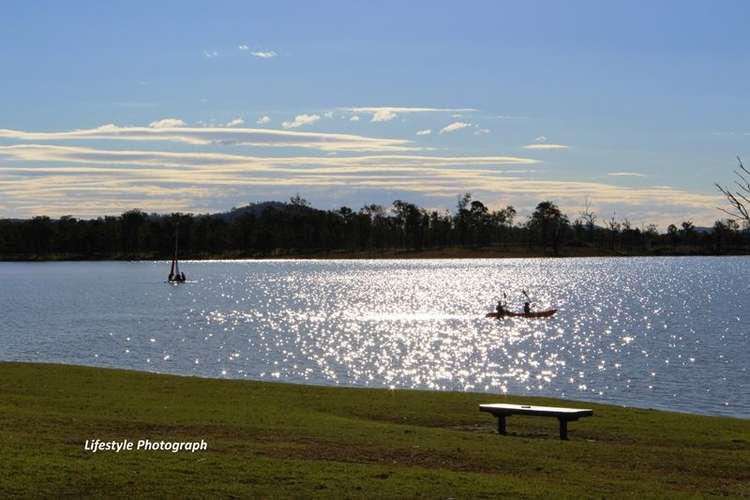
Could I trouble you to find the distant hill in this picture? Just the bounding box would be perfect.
[219,201,323,221]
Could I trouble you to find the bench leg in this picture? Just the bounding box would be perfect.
[497,415,506,435]
[558,418,568,440]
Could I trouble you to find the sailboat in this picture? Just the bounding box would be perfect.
[168,226,186,283]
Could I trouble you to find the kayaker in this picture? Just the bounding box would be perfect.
[521,289,532,314]
[496,301,506,316]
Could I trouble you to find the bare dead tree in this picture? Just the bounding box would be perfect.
[607,210,620,250]
[716,157,750,223]
[579,197,597,242]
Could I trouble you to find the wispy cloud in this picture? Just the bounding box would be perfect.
[416,129,432,136]
[256,115,271,125]
[521,143,569,150]
[0,143,719,223]
[439,122,472,134]
[522,136,567,149]
[250,50,277,58]
[343,106,477,123]
[225,117,244,127]
[608,172,646,177]
[350,115,360,122]
[149,118,186,128]
[474,128,491,135]
[345,106,476,113]
[203,50,219,58]
[0,123,416,152]
[0,144,538,169]
[0,144,540,216]
[238,44,277,58]
[371,110,398,122]
[281,114,320,129]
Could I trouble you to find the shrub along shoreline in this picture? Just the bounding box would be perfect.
[2,243,750,262]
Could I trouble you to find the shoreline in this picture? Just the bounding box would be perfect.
[9,359,747,420]
[2,245,749,262]
[2,361,748,497]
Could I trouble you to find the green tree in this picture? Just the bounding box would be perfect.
[527,201,569,255]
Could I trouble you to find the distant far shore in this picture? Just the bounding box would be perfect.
[2,244,749,262]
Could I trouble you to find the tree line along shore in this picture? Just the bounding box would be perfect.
[1,194,748,261]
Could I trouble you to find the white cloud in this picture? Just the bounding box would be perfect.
[149,118,186,129]
[238,44,278,57]
[250,50,277,58]
[323,111,334,119]
[474,128,491,135]
[281,114,321,129]
[225,118,244,127]
[350,115,360,122]
[608,172,646,177]
[522,143,569,150]
[0,123,416,152]
[371,110,398,122]
[345,106,476,114]
[344,106,477,124]
[0,142,720,225]
[256,115,271,125]
[203,50,219,58]
[439,122,472,134]
[534,136,547,143]
[0,144,538,170]
[416,129,432,136]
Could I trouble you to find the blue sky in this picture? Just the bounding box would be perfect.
[1,1,748,225]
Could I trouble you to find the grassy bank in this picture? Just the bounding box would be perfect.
[1,362,748,498]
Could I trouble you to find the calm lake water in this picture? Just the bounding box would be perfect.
[1,257,748,418]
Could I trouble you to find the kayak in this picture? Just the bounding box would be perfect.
[486,309,557,319]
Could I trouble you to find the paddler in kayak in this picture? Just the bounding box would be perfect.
[496,300,507,317]
[486,290,557,319]
[522,290,532,314]
[496,293,509,316]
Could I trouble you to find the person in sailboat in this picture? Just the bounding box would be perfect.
[168,259,176,282]
[168,225,187,282]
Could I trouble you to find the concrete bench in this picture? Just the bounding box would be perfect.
[480,403,593,440]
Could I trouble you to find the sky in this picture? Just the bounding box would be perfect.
[1,0,749,227]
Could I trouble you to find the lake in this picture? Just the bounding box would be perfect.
[1,257,747,418]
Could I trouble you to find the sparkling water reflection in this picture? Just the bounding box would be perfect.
[1,258,748,417]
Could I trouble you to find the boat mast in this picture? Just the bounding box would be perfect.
[174,224,180,275]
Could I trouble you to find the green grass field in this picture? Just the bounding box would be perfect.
[1,362,748,498]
